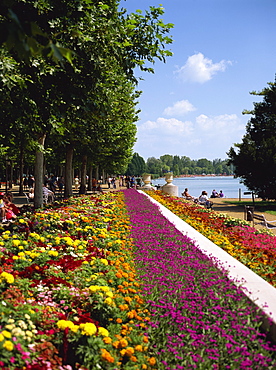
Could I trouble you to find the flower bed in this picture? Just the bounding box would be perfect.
[0,193,155,370]
[0,190,276,369]
[145,191,276,288]
[123,189,276,369]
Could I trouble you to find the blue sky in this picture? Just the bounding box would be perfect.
[120,0,276,161]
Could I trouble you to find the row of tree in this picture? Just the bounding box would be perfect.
[0,0,173,207]
[126,153,234,177]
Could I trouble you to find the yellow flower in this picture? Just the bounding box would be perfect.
[79,323,97,336]
[70,325,79,333]
[48,250,59,257]
[18,252,25,257]
[3,340,13,351]
[12,239,21,246]
[98,327,109,337]
[57,320,75,331]
[100,258,108,266]
[0,333,4,342]
[0,272,14,284]
[104,297,113,306]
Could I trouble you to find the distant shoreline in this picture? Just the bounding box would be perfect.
[158,174,234,179]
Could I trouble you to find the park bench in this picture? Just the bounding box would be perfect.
[247,210,276,229]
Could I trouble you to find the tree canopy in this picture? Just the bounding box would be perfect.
[227,80,276,200]
[0,0,174,206]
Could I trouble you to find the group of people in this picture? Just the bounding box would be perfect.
[0,192,20,223]
[210,189,224,198]
[182,188,224,209]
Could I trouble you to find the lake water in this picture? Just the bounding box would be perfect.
[151,176,251,199]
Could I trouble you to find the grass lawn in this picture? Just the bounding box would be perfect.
[223,200,276,216]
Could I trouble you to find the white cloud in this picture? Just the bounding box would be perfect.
[139,117,194,136]
[176,52,232,83]
[163,100,196,117]
[134,113,246,160]
[196,113,241,132]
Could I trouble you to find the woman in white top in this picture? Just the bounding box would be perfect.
[198,191,213,209]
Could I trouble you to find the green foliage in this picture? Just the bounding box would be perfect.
[0,0,174,194]
[125,152,146,176]
[143,154,233,177]
[227,80,276,200]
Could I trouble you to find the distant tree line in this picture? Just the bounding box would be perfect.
[125,153,234,177]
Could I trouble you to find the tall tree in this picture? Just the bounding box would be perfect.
[227,80,276,200]
[125,152,146,176]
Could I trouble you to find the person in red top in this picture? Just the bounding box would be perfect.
[3,193,19,221]
[0,192,7,223]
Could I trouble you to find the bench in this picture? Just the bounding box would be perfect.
[247,210,276,229]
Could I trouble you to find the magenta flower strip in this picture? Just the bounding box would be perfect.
[123,189,276,369]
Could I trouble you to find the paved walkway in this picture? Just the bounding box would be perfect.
[6,184,126,207]
[4,186,276,234]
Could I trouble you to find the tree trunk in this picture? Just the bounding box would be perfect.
[79,155,87,194]
[34,134,46,209]
[87,165,93,191]
[9,161,13,189]
[18,144,24,195]
[64,144,74,198]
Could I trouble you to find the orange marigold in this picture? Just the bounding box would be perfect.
[135,345,143,352]
[119,338,128,348]
[143,336,149,343]
[125,347,135,357]
[148,357,156,365]
[103,337,112,344]
[101,349,115,363]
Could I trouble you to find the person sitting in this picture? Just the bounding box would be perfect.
[0,192,7,223]
[3,193,18,222]
[5,192,20,216]
[182,188,195,201]
[28,188,34,201]
[219,190,224,198]
[43,185,54,203]
[198,191,213,209]
[210,189,219,198]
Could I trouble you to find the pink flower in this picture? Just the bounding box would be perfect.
[22,352,31,360]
